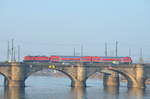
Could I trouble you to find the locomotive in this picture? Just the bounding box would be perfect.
[23,55,132,64]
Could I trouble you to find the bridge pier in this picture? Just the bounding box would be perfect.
[7,63,26,87]
[127,78,145,88]
[135,64,146,88]
[71,64,86,87]
[128,64,145,88]
[103,72,120,87]
[71,80,86,87]
[7,80,25,87]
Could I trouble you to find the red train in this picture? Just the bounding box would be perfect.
[23,56,132,64]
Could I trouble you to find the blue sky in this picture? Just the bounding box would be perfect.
[0,0,150,61]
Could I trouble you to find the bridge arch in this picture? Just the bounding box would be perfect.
[0,72,9,86]
[85,72,102,86]
[110,69,139,88]
[84,68,141,88]
[25,68,74,86]
[85,71,101,81]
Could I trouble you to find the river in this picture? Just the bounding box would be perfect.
[0,75,150,99]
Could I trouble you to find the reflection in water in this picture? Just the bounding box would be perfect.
[127,88,145,99]
[0,76,150,99]
[4,87,25,99]
[70,87,87,99]
[104,86,119,95]
[2,86,147,99]
[103,86,119,99]
[103,87,146,99]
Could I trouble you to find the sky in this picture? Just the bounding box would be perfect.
[0,0,150,61]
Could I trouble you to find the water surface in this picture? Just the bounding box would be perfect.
[0,75,150,99]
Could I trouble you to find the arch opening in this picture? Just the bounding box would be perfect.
[86,72,103,87]
[25,69,72,87]
[0,72,9,86]
[143,77,149,86]
[110,69,138,88]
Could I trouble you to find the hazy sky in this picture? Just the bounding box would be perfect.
[0,0,150,61]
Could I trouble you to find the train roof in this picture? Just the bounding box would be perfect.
[50,55,130,58]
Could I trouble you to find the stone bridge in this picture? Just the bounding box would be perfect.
[0,62,149,88]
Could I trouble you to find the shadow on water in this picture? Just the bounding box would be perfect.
[4,87,25,99]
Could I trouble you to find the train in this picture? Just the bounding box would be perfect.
[23,55,132,64]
